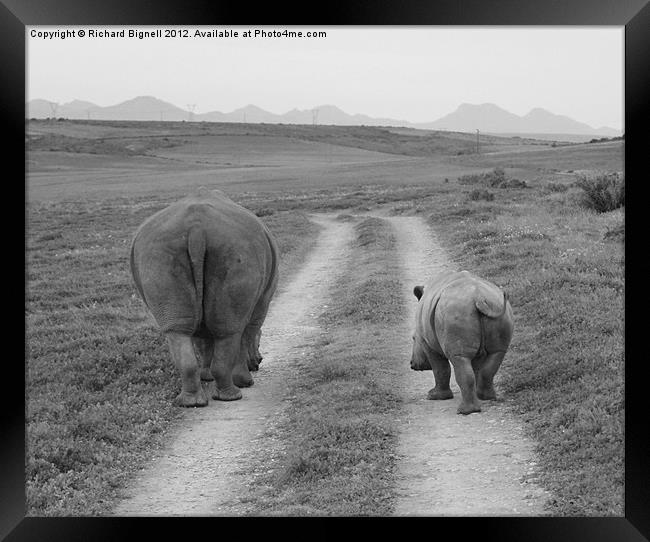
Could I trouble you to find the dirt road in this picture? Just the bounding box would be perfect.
[112,214,353,516]
[385,214,549,515]
[112,210,548,516]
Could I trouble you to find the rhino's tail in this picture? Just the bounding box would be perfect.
[187,228,206,331]
[129,233,147,304]
[474,289,507,359]
[264,227,279,295]
[475,290,508,319]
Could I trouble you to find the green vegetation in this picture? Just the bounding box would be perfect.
[467,188,495,202]
[588,135,624,144]
[26,195,319,515]
[26,119,624,517]
[242,217,404,515]
[452,141,623,172]
[26,118,542,160]
[544,181,570,193]
[575,172,625,213]
[422,183,624,516]
[458,167,527,189]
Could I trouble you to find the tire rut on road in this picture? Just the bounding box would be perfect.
[385,214,549,516]
[112,214,354,516]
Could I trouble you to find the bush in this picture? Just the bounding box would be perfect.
[545,182,569,193]
[492,167,506,182]
[494,178,527,189]
[467,189,494,202]
[254,207,275,217]
[603,223,624,242]
[458,173,483,185]
[575,172,624,212]
[458,168,524,189]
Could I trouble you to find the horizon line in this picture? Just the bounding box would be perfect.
[26,95,623,132]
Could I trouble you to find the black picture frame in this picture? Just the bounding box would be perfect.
[6,1,649,540]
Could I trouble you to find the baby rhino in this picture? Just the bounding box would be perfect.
[410,270,514,415]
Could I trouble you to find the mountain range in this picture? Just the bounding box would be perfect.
[26,96,621,137]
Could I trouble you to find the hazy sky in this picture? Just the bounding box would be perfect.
[27,26,623,130]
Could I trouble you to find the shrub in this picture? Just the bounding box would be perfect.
[603,223,624,242]
[492,167,506,181]
[495,178,527,189]
[575,172,624,212]
[458,173,483,185]
[254,207,275,217]
[458,168,522,189]
[545,182,569,193]
[467,189,494,202]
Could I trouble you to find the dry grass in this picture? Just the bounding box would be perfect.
[240,218,404,515]
[421,184,624,516]
[25,194,319,515]
[25,120,624,516]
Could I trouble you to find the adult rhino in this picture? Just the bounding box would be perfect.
[410,270,514,415]
[130,188,279,407]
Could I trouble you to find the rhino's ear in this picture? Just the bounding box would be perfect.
[413,285,424,300]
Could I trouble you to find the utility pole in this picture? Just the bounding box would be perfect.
[187,104,196,122]
[48,101,59,120]
[476,129,480,154]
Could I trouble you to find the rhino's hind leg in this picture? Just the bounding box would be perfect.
[449,355,481,415]
[192,336,215,381]
[476,351,505,401]
[232,359,254,388]
[427,352,454,400]
[243,325,263,372]
[231,331,255,388]
[211,333,244,401]
[166,332,209,407]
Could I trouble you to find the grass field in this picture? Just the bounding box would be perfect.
[26,194,320,515]
[418,185,624,515]
[241,217,404,515]
[26,119,624,516]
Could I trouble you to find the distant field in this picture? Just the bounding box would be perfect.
[28,150,484,203]
[28,119,621,203]
[25,119,624,516]
[452,140,623,173]
[27,120,500,202]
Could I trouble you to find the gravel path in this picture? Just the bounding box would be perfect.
[385,214,549,516]
[111,214,353,516]
[111,210,548,516]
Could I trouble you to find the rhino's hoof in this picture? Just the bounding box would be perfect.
[477,389,496,401]
[233,374,254,388]
[427,388,454,400]
[457,403,482,415]
[174,390,209,408]
[200,368,214,381]
[213,387,243,401]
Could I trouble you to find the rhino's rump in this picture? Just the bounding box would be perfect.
[131,194,276,337]
[419,271,512,359]
[433,292,482,359]
[200,235,268,335]
[132,234,199,334]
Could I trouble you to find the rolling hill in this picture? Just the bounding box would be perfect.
[26,96,621,139]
